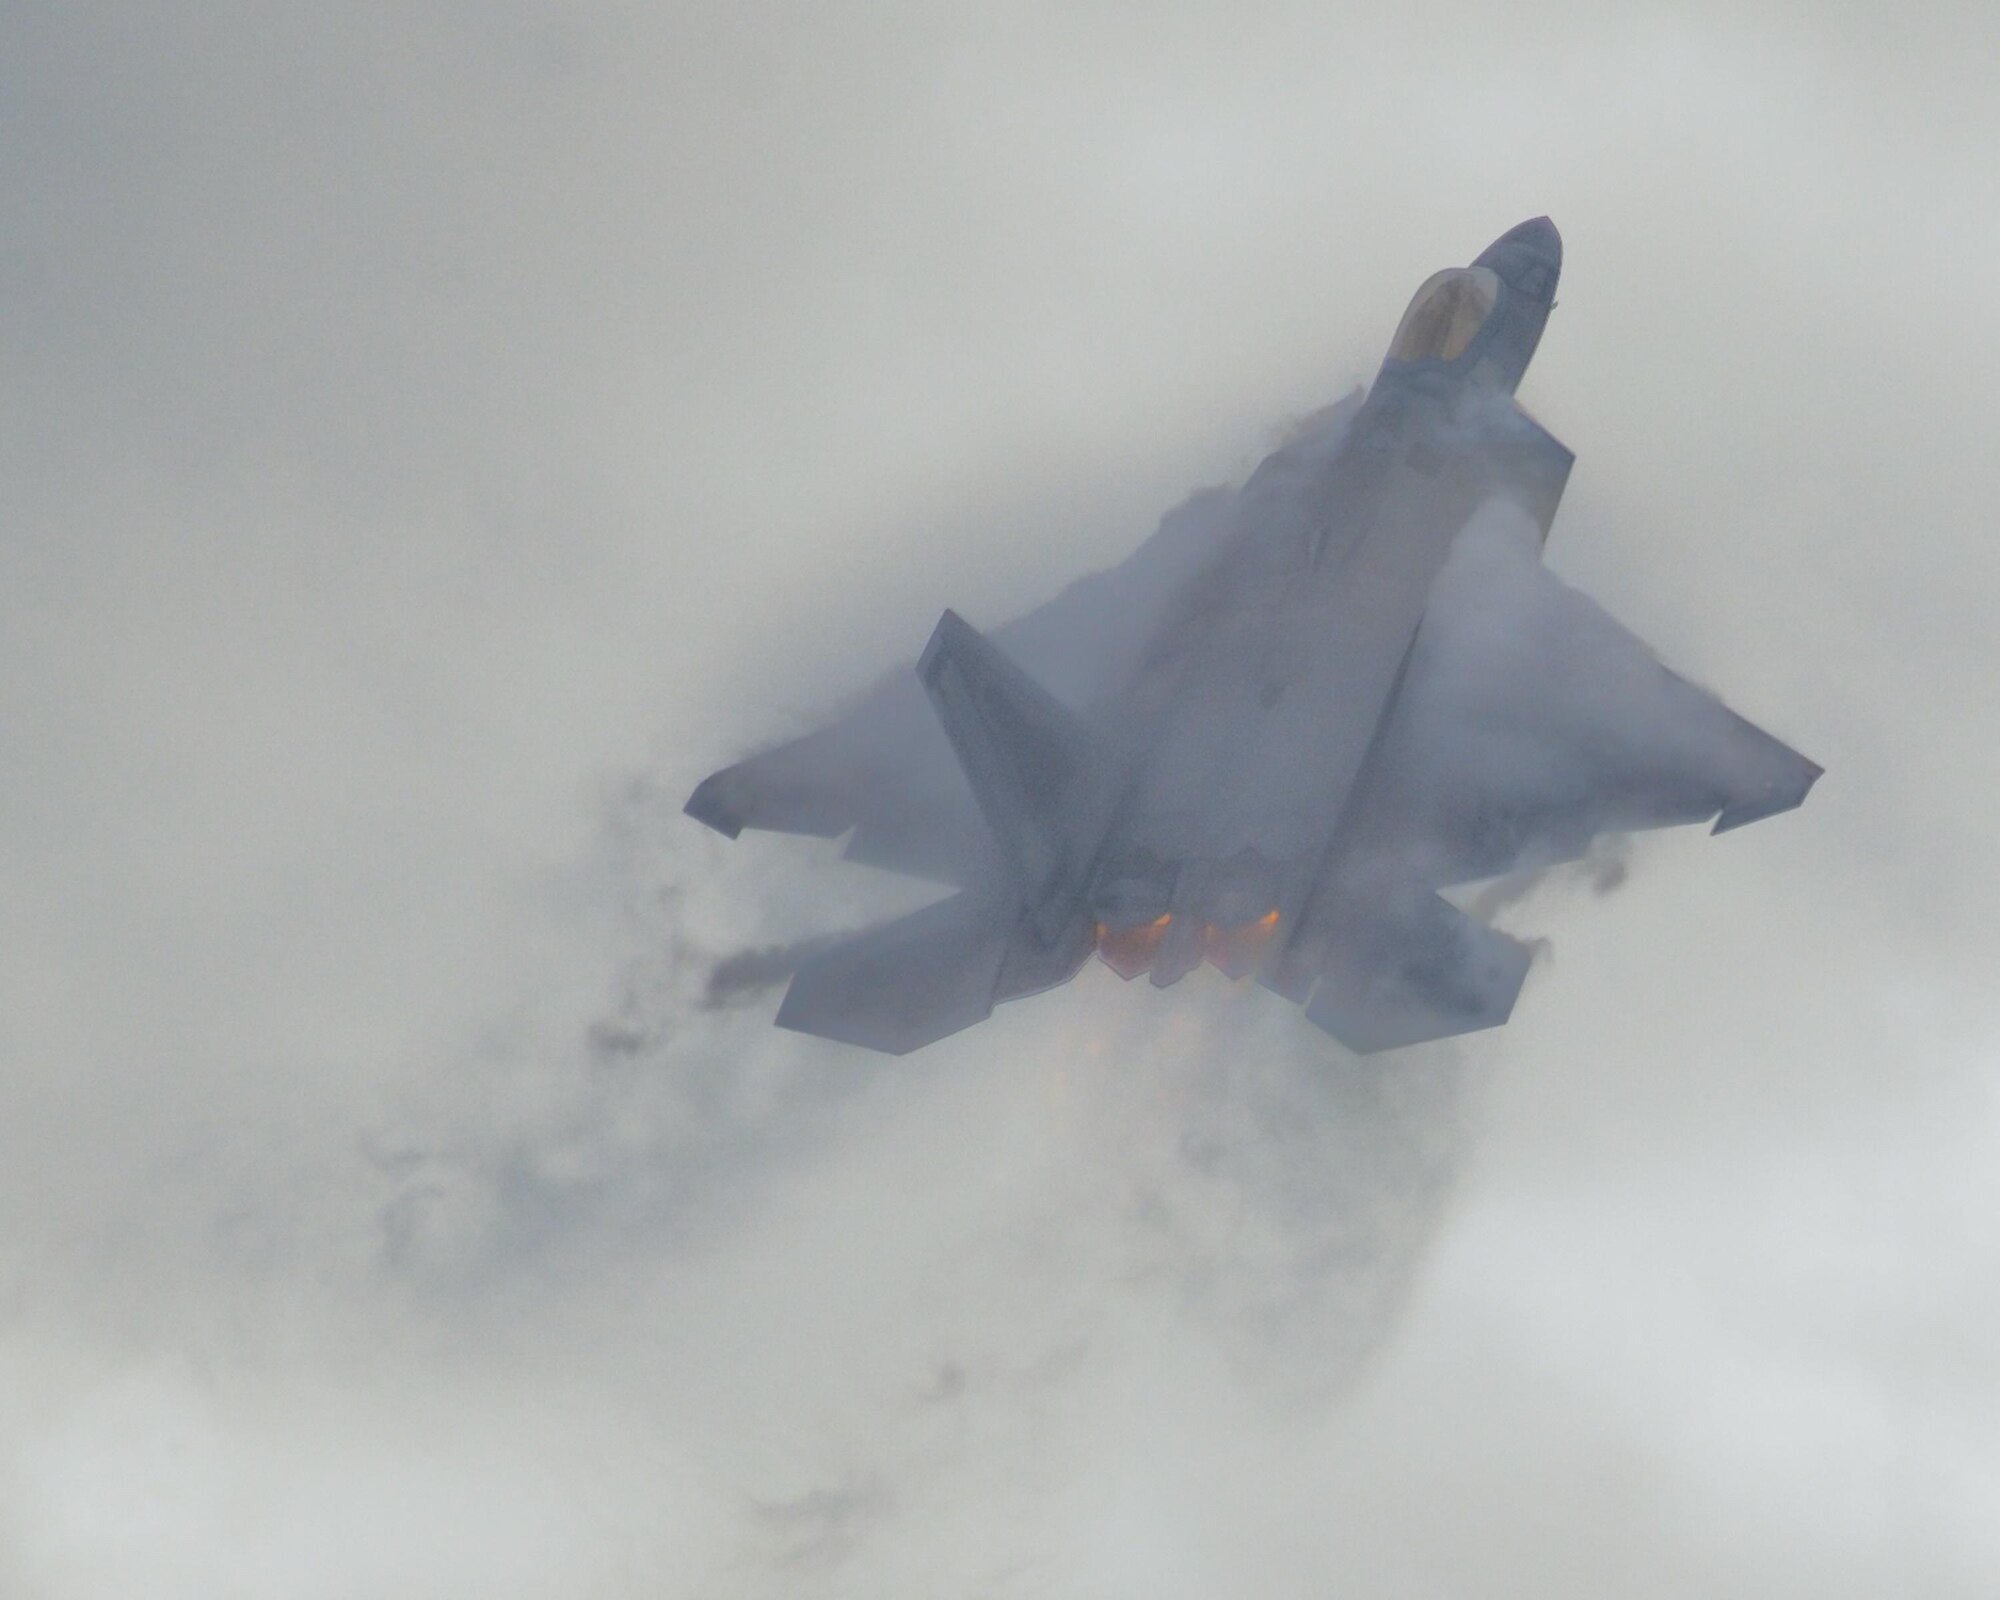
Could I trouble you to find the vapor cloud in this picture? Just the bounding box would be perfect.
[700,935,847,1011]
[4,4,1996,1597]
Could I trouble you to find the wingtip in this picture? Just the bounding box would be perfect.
[683,772,746,838]
[1711,757,1823,835]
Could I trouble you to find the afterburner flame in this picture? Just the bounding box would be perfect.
[1203,907,1281,979]
[1094,908,1281,982]
[1095,913,1172,981]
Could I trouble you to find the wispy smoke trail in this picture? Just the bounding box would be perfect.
[700,935,846,1010]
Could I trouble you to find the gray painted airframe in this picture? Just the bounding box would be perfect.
[687,218,1820,1055]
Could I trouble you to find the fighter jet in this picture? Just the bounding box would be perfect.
[686,217,1820,1055]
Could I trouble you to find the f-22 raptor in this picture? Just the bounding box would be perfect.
[687,218,1820,1055]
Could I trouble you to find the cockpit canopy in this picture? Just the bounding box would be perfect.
[1385,265,1501,365]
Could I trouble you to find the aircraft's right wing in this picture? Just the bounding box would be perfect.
[1347,501,1821,887]
[1257,503,1816,1056]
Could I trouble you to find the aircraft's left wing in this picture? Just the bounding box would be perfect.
[686,489,1232,881]
[1348,500,1821,886]
[687,396,1372,881]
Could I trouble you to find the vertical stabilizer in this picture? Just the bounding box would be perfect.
[917,611,1104,932]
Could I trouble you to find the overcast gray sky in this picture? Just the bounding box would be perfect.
[4,4,1997,1596]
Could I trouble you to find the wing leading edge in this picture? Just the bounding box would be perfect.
[1343,498,1821,890]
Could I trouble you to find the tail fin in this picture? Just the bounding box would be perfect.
[917,611,1103,929]
[774,614,1106,1055]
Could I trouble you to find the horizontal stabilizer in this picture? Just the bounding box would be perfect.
[776,893,1093,1056]
[1287,890,1533,1054]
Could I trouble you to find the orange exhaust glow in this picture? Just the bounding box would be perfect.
[1202,908,1281,979]
[1095,913,1172,980]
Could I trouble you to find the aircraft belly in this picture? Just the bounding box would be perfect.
[1117,459,1482,863]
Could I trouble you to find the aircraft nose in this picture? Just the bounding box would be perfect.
[1473,215,1561,297]
[1484,215,1560,265]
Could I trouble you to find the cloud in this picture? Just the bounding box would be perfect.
[699,935,848,1011]
[3,4,1997,1596]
